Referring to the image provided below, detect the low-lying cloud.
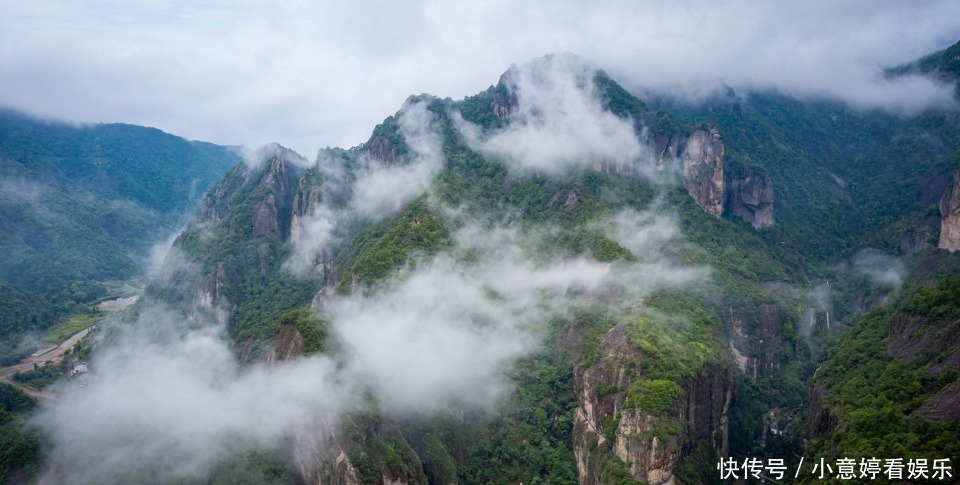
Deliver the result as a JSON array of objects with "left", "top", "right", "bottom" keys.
[
  {"left": 38, "top": 211, "right": 704, "bottom": 483},
  {"left": 849, "top": 248, "right": 906, "bottom": 290},
  {"left": 39, "top": 312, "right": 348, "bottom": 483},
  {"left": 352, "top": 100, "right": 444, "bottom": 219},
  {"left": 288, "top": 100, "right": 444, "bottom": 272},
  {"left": 0, "top": 176, "right": 46, "bottom": 204},
  {"left": 456, "top": 54, "right": 652, "bottom": 176},
  {"left": 603, "top": 208, "right": 682, "bottom": 261},
  {"left": 242, "top": 142, "right": 311, "bottom": 170}
]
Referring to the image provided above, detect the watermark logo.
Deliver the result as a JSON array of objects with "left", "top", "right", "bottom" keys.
[{"left": 717, "top": 457, "right": 952, "bottom": 482}]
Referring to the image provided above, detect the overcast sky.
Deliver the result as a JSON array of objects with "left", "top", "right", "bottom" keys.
[{"left": 1, "top": 0, "right": 959, "bottom": 158}]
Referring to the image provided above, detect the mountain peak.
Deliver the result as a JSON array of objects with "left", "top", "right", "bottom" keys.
[{"left": 243, "top": 142, "right": 308, "bottom": 170}]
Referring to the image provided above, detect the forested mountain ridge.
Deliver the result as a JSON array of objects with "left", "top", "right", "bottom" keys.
[
  {"left": 146, "top": 49, "right": 960, "bottom": 483},
  {"left": 143, "top": 56, "right": 815, "bottom": 484},
  {"left": 0, "top": 108, "right": 241, "bottom": 363}
]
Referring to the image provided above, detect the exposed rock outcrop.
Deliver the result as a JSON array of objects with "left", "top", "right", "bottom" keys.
[
  {"left": 677, "top": 128, "right": 777, "bottom": 229},
  {"left": 726, "top": 163, "right": 775, "bottom": 229},
  {"left": 682, "top": 127, "right": 726, "bottom": 216},
  {"left": 901, "top": 226, "right": 935, "bottom": 252},
  {"left": 591, "top": 157, "right": 634, "bottom": 176},
  {"left": 939, "top": 166, "right": 960, "bottom": 251},
  {"left": 251, "top": 153, "right": 300, "bottom": 240},
  {"left": 805, "top": 381, "right": 837, "bottom": 439},
  {"left": 268, "top": 322, "right": 306, "bottom": 363},
  {"left": 573, "top": 323, "right": 733, "bottom": 485},
  {"left": 197, "top": 164, "right": 250, "bottom": 224},
  {"left": 171, "top": 144, "right": 306, "bottom": 321},
  {"left": 293, "top": 427, "right": 364, "bottom": 485},
  {"left": 290, "top": 180, "right": 325, "bottom": 246},
  {"left": 726, "top": 304, "right": 787, "bottom": 379},
  {"left": 548, "top": 188, "right": 582, "bottom": 211},
  {"left": 253, "top": 193, "right": 281, "bottom": 240},
  {"left": 915, "top": 380, "right": 960, "bottom": 421},
  {"left": 262, "top": 150, "right": 298, "bottom": 201},
  {"left": 651, "top": 133, "right": 681, "bottom": 168},
  {"left": 365, "top": 135, "right": 399, "bottom": 166},
  {"left": 491, "top": 89, "right": 518, "bottom": 119},
  {"left": 807, "top": 276, "right": 960, "bottom": 448}
]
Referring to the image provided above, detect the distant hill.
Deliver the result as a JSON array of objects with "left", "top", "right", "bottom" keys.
[{"left": 0, "top": 109, "right": 240, "bottom": 362}]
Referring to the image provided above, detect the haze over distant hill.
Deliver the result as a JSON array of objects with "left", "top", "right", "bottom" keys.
[{"left": 0, "top": 109, "right": 240, "bottom": 362}]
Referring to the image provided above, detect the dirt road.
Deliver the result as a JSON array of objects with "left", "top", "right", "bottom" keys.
[{"left": 0, "top": 326, "right": 93, "bottom": 400}]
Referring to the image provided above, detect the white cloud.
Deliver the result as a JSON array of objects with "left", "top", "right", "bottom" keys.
[
  {"left": 603, "top": 208, "right": 682, "bottom": 261},
  {"left": 850, "top": 248, "right": 906, "bottom": 290},
  {"left": 0, "top": 1, "right": 957, "bottom": 156},
  {"left": 352, "top": 100, "right": 444, "bottom": 218},
  {"left": 39, "top": 215, "right": 706, "bottom": 482},
  {"left": 456, "top": 54, "right": 650, "bottom": 175},
  {"left": 39, "top": 305, "right": 350, "bottom": 484},
  {"left": 241, "top": 142, "right": 310, "bottom": 170},
  {"left": 288, "top": 99, "right": 443, "bottom": 271}
]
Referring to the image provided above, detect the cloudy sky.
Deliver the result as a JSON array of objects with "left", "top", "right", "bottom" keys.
[{"left": 1, "top": 0, "right": 959, "bottom": 158}]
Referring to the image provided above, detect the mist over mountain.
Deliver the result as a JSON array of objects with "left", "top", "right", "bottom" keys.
[{"left": 2, "top": 39, "right": 960, "bottom": 485}]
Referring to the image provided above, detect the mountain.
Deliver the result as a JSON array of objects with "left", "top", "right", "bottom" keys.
[
  {"left": 660, "top": 91, "right": 959, "bottom": 265},
  {"left": 0, "top": 109, "right": 241, "bottom": 363},
  {"left": 889, "top": 38, "right": 960, "bottom": 90},
  {"left": 23, "top": 46, "right": 960, "bottom": 484},
  {"left": 136, "top": 56, "right": 811, "bottom": 484}
]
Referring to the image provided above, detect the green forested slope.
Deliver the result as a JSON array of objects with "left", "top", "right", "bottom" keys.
[{"left": 807, "top": 251, "right": 960, "bottom": 481}]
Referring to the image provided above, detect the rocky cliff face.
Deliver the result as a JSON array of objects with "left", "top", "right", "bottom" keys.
[
  {"left": 290, "top": 178, "right": 325, "bottom": 247},
  {"left": 169, "top": 145, "right": 307, "bottom": 321},
  {"left": 252, "top": 193, "right": 282, "bottom": 240},
  {"left": 591, "top": 157, "right": 635, "bottom": 176},
  {"left": 678, "top": 129, "right": 776, "bottom": 229},
  {"left": 195, "top": 145, "right": 302, "bottom": 239},
  {"left": 726, "top": 304, "right": 786, "bottom": 379},
  {"left": 573, "top": 323, "right": 733, "bottom": 485},
  {"left": 682, "top": 127, "right": 726, "bottom": 217},
  {"left": 252, "top": 150, "right": 301, "bottom": 240},
  {"left": 805, "top": 381, "right": 837, "bottom": 440},
  {"left": 491, "top": 89, "right": 518, "bottom": 119},
  {"left": 939, "top": 166, "right": 960, "bottom": 251},
  {"left": 805, "top": 264, "right": 960, "bottom": 462},
  {"left": 197, "top": 165, "right": 249, "bottom": 224},
  {"left": 292, "top": 424, "right": 365, "bottom": 485},
  {"left": 488, "top": 80, "right": 775, "bottom": 229},
  {"left": 651, "top": 133, "right": 681, "bottom": 168},
  {"left": 365, "top": 135, "right": 399, "bottom": 166},
  {"left": 726, "top": 163, "right": 775, "bottom": 229}
]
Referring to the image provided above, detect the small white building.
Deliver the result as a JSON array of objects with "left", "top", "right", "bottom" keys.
[{"left": 71, "top": 362, "right": 88, "bottom": 376}]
